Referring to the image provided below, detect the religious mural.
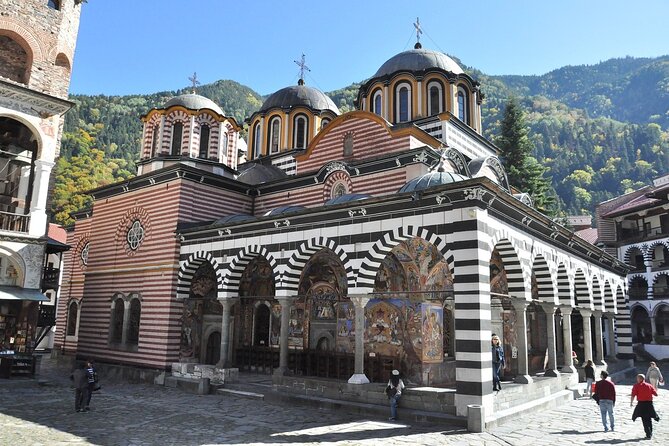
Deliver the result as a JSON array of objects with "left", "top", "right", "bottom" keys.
[
  {"left": 236, "top": 257, "right": 277, "bottom": 348},
  {"left": 369, "top": 237, "right": 453, "bottom": 379},
  {"left": 296, "top": 249, "right": 349, "bottom": 351},
  {"left": 180, "top": 262, "right": 220, "bottom": 361},
  {"left": 336, "top": 303, "right": 355, "bottom": 353}
]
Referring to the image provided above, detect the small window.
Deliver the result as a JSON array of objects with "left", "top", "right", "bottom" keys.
[
  {"left": 171, "top": 122, "right": 183, "bottom": 155},
  {"left": 373, "top": 90, "right": 383, "bottom": 116},
  {"left": 321, "top": 118, "right": 330, "bottom": 130},
  {"left": 293, "top": 115, "right": 308, "bottom": 149},
  {"left": 111, "top": 298, "right": 124, "bottom": 343},
  {"left": 66, "top": 302, "right": 78, "bottom": 336},
  {"left": 457, "top": 88, "right": 469, "bottom": 124},
  {"left": 151, "top": 124, "right": 160, "bottom": 156},
  {"left": 47, "top": 0, "right": 60, "bottom": 10},
  {"left": 127, "top": 299, "right": 141, "bottom": 345},
  {"left": 332, "top": 182, "right": 347, "bottom": 198},
  {"left": 269, "top": 117, "right": 281, "bottom": 153},
  {"left": 253, "top": 122, "right": 262, "bottom": 158},
  {"left": 395, "top": 84, "right": 411, "bottom": 122},
  {"left": 428, "top": 82, "right": 443, "bottom": 116},
  {"left": 199, "top": 124, "right": 210, "bottom": 158}
]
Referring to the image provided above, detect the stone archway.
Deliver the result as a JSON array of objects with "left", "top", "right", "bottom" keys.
[
  {"left": 631, "top": 306, "right": 651, "bottom": 344},
  {"left": 369, "top": 237, "right": 454, "bottom": 385}
]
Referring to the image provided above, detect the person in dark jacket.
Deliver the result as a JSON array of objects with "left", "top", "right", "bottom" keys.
[
  {"left": 491, "top": 335, "right": 504, "bottom": 391},
  {"left": 584, "top": 359, "right": 595, "bottom": 397},
  {"left": 593, "top": 370, "right": 616, "bottom": 432},
  {"left": 631, "top": 373, "right": 659, "bottom": 439},
  {"left": 386, "top": 369, "right": 405, "bottom": 421},
  {"left": 70, "top": 362, "right": 89, "bottom": 413}
]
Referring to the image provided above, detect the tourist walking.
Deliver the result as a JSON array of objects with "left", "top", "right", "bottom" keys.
[
  {"left": 386, "top": 369, "right": 405, "bottom": 421},
  {"left": 491, "top": 335, "right": 505, "bottom": 391},
  {"left": 631, "top": 373, "right": 660, "bottom": 439},
  {"left": 646, "top": 362, "right": 664, "bottom": 390},
  {"left": 584, "top": 359, "right": 595, "bottom": 397},
  {"left": 70, "top": 362, "right": 89, "bottom": 413},
  {"left": 593, "top": 370, "right": 616, "bottom": 432},
  {"left": 83, "top": 360, "right": 98, "bottom": 411}
]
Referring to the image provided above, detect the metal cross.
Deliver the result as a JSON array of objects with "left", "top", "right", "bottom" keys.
[
  {"left": 188, "top": 72, "right": 200, "bottom": 92},
  {"left": 293, "top": 54, "right": 311, "bottom": 83},
  {"left": 414, "top": 17, "right": 423, "bottom": 44}
]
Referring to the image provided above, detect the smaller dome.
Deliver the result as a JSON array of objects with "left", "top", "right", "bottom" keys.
[
  {"left": 236, "top": 162, "right": 287, "bottom": 185},
  {"left": 215, "top": 214, "right": 256, "bottom": 225},
  {"left": 399, "top": 171, "right": 469, "bottom": 194},
  {"left": 163, "top": 93, "right": 224, "bottom": 115},
  {"left": 260, "top": 84, "right": 339, "bottom": 114},
  {"left": 324, "top": 193, "right": 371, "bottom": 206},
  {"left": 264, "top": 205, "right": 307, "bottom": 216},
  {"left": 373, "top": 48, "right": 464, "bottom": 78}
]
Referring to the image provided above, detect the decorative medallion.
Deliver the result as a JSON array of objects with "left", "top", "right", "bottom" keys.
[{"left": 127, "top": 220, "right": 145, "bottom": 251}]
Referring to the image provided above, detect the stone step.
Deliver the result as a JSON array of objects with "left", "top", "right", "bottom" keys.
[
  {"left": 216, "top": 387, "right": 265, "bottom": 400},
  {"left": 487, "top": 389, "right": 574, "bottom": 429},
  {"left": 263, "top": 390, "right": 466, "bottom": 427}
]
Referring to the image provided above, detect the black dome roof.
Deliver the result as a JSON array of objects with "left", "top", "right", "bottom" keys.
[
  {"left": 324, "top": 193, "right": 371, "bottom": 206},
  {"left": 163, "top": 93, "right": 224, "bottom": 115},
  {"left": 374, "top": 48, "right": 464, "bottom": 78},
  {"left": 399, "top": 171, "right": 469, "bottom": 193},
  {"left": 215, "top": 214, "right": 256, "bottom": 225},
  {"left": 260, "top": 84, "right": 339, "bottom": 114},
  {"left": 264, "top": 205, "right": 307, "bottom": 216},
  {"left": 236, "top": 163, "right": 287, "bottom": 185}
]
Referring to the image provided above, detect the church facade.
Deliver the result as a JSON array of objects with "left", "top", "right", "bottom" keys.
[{"left": 55, "top": 41, "right": 630, "bottom": 420}]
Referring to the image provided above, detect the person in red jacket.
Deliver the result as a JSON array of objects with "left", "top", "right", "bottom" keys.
[
  {"left": 593, "top": 370, "right": 616, "bottom": 432},
  {"left": 631, "top": 373, "right": 659, "bottom": 439}
]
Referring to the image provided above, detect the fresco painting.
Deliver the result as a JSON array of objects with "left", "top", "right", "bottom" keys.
[
  {"left": 421, "top": 304, "right": 443, "bottom": 363},
  {"left": 336, "top": 302, "right": 355, "bottom": 353}
]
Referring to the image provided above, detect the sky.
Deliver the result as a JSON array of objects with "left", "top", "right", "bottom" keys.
[{"left": 69, "top": 0, "right": 669, "bottom": 96}]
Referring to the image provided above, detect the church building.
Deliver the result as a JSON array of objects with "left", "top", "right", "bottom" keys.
[{"left": 54, "top": 35, "right": 631, "bottom": 425}]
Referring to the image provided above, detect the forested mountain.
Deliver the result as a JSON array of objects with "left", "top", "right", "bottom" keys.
[{"left": 53, "top": 56, "right": 669, "bottom": 225}]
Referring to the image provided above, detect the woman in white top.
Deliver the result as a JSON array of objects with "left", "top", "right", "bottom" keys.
[
  {"left": 646, "top": 362, "right": 664, "bottom": 389},
  {"left": 386, "top": 369, "right": 405, "bottom": 421}
]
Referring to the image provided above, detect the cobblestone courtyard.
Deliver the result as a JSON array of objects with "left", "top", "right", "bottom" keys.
[{"left": 0, "top": 361, "right": 667, "bottom": 445}]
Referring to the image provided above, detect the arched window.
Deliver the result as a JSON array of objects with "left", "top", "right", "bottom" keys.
[
  {"left": 199, "top": 124, "right": 210, "bottom": 158},
  {"left": 66, "top": 301, "right": 78, "bottom": 336},
  {"left": 127, "top": 299, "right": 141, "bottom": 345},
  {"left": 321, "top": 118, "right": 331, "bottom": 130},
  {"left": 293, "top": 115, "right": 308, "bottom": 149},
  {"left": 457, "top": 87, "right": 469, "bottom": 124},
  {"left": 171, "top": 122, "right": 183, "bottom": 155},
  {"left": 268, "top": 117, "right": 281, "bottom": 154},
  {"left": 222, "top": 132, "right": 229, "bottom": 159},
  {"left": 151, "top": 124, "right": 160, "bottom": 156},
  {"left": 427, "top": 81, "right": 443, "bottom": 116},
  {"left": 395, "top": 83, "right": 411, "bottom": 122},
  {"left": 252, "top": 122, "right": 262, "bottom": 158},
  {"left": 47, "top": 0, "right": 60, "bottom": 10},
  {"left": 372, "top": 90, "right": 383, "bottom": 116},
  {"left": 110, "top": 298, "right": 125, "bottom": 343},
  {"left": 0, "top": 36, "right": 29, "bottom": 84}
]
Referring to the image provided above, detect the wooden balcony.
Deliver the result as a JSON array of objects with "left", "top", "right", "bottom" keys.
[{"left": 0, "top": 210, "right": 29, "bottom": 233}]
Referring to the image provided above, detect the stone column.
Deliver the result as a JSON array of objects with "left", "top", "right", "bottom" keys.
[
  {"left": 511, "top": 299, "right": 532, "bottom": 384},
  {"left": 606, "top": 316, "right": 616, "bottom": 358},
  {"left": 348, "top": 294, "right": 371, "bottom": 384},
  {"left": 593, "top": 311, "right": 606, "bottom": 367},
  {"left": 216, "top": 298, "right": 234, "bottom": 368},
  {"left": 649, "top": 316, "right": 657, "bottom": 344},
  {"left": 540, "top": 303, "right": 559, "bottom": 377},
  {"left": 273, "top": 295, "right": 293, "bottom": 376},
  {"left": 580, "top": 309, "right": 593, "bottom": 363},
  {"left": 560, "top": 306, "right": 576, "bottom": 373}
]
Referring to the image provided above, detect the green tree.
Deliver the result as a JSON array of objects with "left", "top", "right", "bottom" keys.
[{"left": 496, "top": 97, "right": 558, "bottom": 215}]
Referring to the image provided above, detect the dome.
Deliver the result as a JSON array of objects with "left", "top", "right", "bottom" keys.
[
  {"left": 163, "top": 93, "right": 224, "bottom": 115},
  {"left": 373, "top": 47, "right": 464, "bottom": 78},
  {"left": 324, "top": 193, "right": 371, "bottom": 206},
  {"left": 260, "top": 83, "right": 339, "bottom": 114},
  {"left": 236, "top": 162, "right": 287, "bottom": 185},
  {"left": 399, "top": 171, "right": 469, "bottom": 194},
  {"left": 264, "top": 205, "right": 307, "bottom": 216},
  {"left": 215, "top": 214, "right": 256, "bottom": 225}
]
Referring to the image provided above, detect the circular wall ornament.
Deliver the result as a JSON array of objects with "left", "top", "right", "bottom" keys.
[
  {"left": 127, "top": 220, "right": 145, "bottom": 251},
  {"left": 80, "top": 242, "right": 90, "bottom": 265}
]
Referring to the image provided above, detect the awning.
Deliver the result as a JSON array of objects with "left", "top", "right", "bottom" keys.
[{"left": 0, "top": 286, "right": 48, "bottom": 301}]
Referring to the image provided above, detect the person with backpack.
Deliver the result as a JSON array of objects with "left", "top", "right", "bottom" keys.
[{"left": 386, "top": 369, "right": 405, "bottom": 421}]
